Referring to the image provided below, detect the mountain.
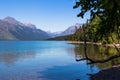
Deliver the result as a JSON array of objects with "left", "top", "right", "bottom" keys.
[
  {"left": 49, "top": 23, "right": 82, "bottom": 38},
  {"left": 60, "top": 23, "right": 81, "bottom": 36},
  {"left": 48, "top": 23, "right": 82, "bottom": 41},
  {"left": 47, "top": 31, "right": 62, "bottom": 38},
  {"left": 0, "top": 17, "right": 50, "bottom": 40}
]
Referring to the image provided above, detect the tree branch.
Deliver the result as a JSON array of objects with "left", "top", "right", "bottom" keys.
[{"left": 76, "top": 54, "right": 120, "bottom": 64}]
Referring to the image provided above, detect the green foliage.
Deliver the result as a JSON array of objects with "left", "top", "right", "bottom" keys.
[
  {"left": 73, "top": 0, "right": 120, "bottom": 43},
  {"left": 74, "top": 44, "right": 120, "bottom": 69},
  {"left": 73, "top": 27, "right": 84, "bottom": 41},
  {"left": 50, "top": 15, "right": 119, "bottom": 43},
  {"left": 68, "top": 15, "right": 119, "bottom": 43}
]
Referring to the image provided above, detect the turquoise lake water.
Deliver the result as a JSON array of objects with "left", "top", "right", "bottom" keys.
[{"left": 0, "top": 41, "right": 104, "bottom": 80}]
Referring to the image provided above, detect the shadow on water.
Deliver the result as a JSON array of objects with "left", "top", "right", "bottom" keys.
[{"left": 37, "top": 63, "right": 93, "bottom": 80}]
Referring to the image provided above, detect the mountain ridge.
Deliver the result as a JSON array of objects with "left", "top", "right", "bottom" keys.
[
  {"left": 0, "top": 17, "right": 50, "bottom": 40},
  {"left": 48, "top": 23, "right": 82, "bottom": 38},
  {"left": 0, "top": 16, "right": 82, "bottom": 40}
]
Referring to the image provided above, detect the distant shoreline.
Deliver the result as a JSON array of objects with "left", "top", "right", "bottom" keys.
[{"left": 68, "top": 41, "right": 120, "bottom": 48}]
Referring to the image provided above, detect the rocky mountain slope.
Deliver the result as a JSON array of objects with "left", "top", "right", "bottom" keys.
[
  {"left": 49, "top": 23, "right": 82, "bottom": 38},
  {"left": 0, "top": 17, "right": 50, "bottom": 40}
]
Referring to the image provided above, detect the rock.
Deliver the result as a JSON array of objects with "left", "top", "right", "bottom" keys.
[{"left": 90, "top": 65, "right": 120, "bottom": 80}]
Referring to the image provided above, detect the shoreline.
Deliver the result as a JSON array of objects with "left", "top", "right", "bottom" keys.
[
  {"left": 90, "top": 64, "right": 120, "bottom": 80},
  {"left": 68, "top": 41, "right": 120, "bottom": 80},
  {"left": 68, "top": 41, "right": 120, "bottom": 48}
]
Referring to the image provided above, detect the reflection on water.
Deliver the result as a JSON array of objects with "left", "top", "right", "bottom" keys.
[
  {"left": 0, "top": 41, "right": 119, "bottom": 80},
  {"left": 0, "top": 51, "right": 36, "bottom": 66},
  {"left": 74, "top": 44, "right": 120, "bottom": 69}
]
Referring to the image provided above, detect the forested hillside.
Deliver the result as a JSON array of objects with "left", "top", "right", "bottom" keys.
[
  {"left": 50, "top": 15, "right": 119, "bottom": 44},
  {"left": 71, "top": 16, "right": 119, "bottom": 44}
]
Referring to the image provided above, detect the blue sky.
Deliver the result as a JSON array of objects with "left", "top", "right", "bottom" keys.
[{"left": 0, "top": 0, "right": 90, "bottom": 32}]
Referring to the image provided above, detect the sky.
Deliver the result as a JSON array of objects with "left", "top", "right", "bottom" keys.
[{"left": 0, "top": 0, "right": 90, "bottom": 32}]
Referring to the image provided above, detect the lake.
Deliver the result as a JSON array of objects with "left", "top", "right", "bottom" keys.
[{"left": 0, "top": 41, "right": 119, "bottom": 80}]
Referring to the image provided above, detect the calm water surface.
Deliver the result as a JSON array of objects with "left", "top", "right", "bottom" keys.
[{"left": 0, "top": 41, "right": 119, "bottom": 80}]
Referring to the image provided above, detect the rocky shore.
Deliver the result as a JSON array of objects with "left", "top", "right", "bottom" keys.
[
  {"left": 68, "top": 41, "right": 120, "bottom": 80},
  {"left": 90, "top": 64, "right": 120, "bottom": 80}
]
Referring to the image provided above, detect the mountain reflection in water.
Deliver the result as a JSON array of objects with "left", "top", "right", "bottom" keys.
[{"left": 0, "top": 51, "right": 36, "bottom": 66}]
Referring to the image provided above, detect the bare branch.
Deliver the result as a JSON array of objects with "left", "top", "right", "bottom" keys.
[{"left": 76, "top": 54, "right": 120, "bottom": 64}]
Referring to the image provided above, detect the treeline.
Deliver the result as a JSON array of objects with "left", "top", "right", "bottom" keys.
[
  {"left": 72, "top": 0, "right": 120, "bottom": 44},
  {"left": 48, "top": 35, "right": 73, "bottom": 41},
  {"left": 71, "top": 16, "right": 119, "bottom": 44},
  {"left": 50, "top": 15, "right": 119, "bottom": 44}
]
